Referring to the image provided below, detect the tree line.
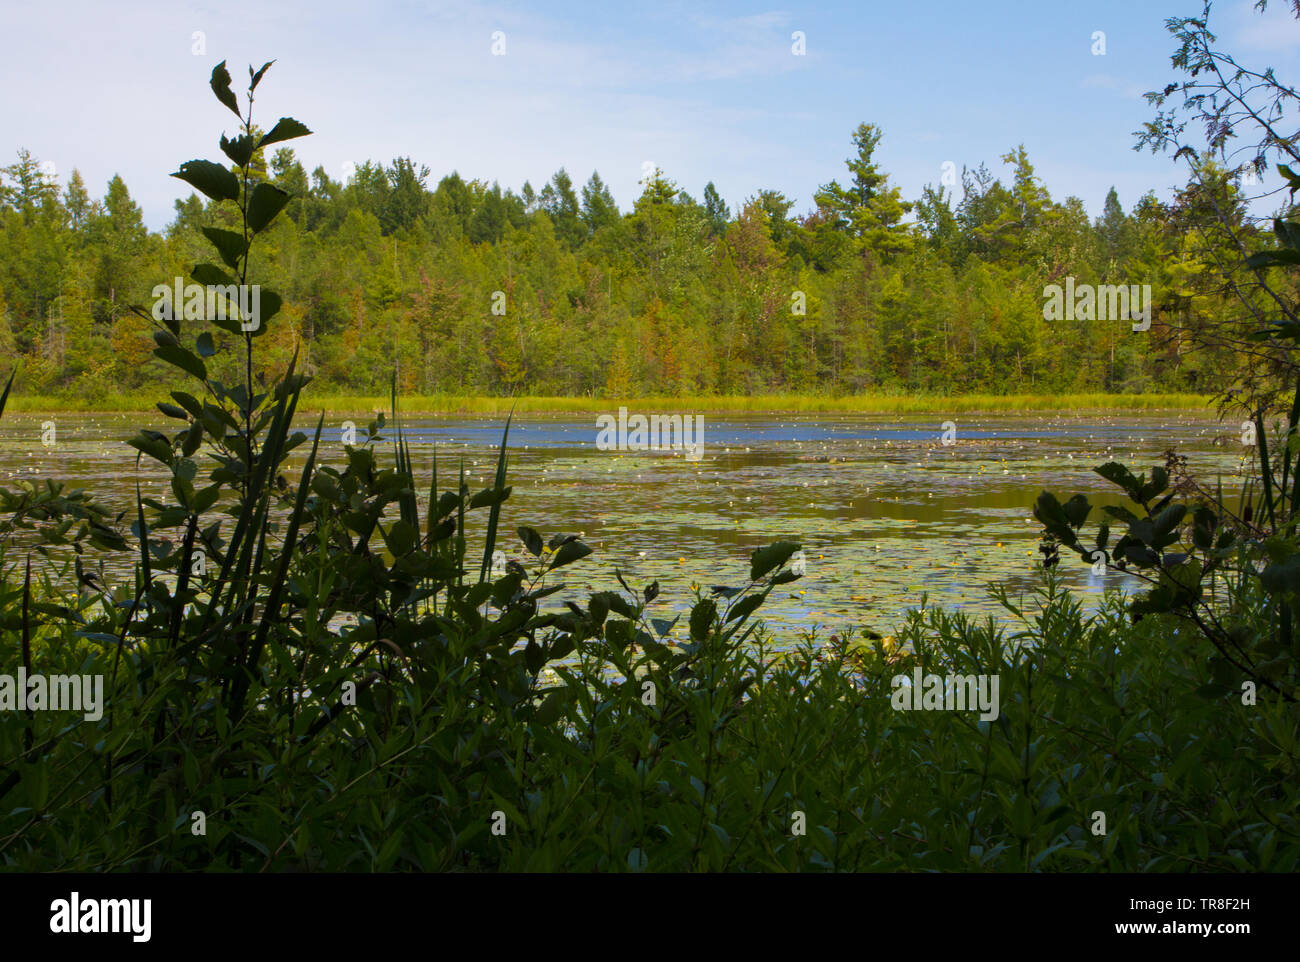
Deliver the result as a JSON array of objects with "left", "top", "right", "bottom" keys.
[{"left": 0, "top": 123, "right": 1279, "bottom": 401}]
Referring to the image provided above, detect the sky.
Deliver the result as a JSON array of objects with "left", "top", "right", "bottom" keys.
[{"left": 4, "top": 0, "right": 1300, "bottom": 231}]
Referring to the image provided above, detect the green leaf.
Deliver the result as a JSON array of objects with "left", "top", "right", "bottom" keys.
[
  {"left": 1101, "top": 504, "right": 1141, "bottom": 525},
  {"left": 210, "top": 61, "right": 241, "bottom": 117},
  {"left": 172, "top": 160, "right": 239, "bottom": 202},
  {"left": 534, "top": 689, "right": 568, "bottom": 726},
  {"left": 193, "top": 484, "right": 221, "bottom": 513},
  {"left": 650, "top": 615, "right": 679, "bottom": 638},
  {"left": 726, "top": 592, "right": 767, "bottom": 624},
  {"left": 384, "top": 520, "right": 418, "bottom": 557},
  {"left": 591, "top": 591, "right": 636, "bottom": 618},
  {"left": 259, "top": 117, "right": 312, "bottom": 149},
  {"left": 469, "top": 485, "right": 512, "bottom": 508},
  {"left": 211, "top": 290, "right": 281, "bottom": 336},
  {"left": 0, "top": 368, "right": 13, "bottom": 420},
  {"left": 689, "top": 598, "right": 717, "bottom": 640},
  {"left": 250, "top": 60, "right": 275, "bottom": 91},
  {"left": 259, "top": 290, "right": 283, "bottom": 324},
  {"left": 1033, "top": 491, "right": 1078, "bottom": 546},
  {"left": 1274, "top": 218, "right": 1300, "bottom": 251},
  {"left": 1062, "top": 494, "right": 1091, "bottom": 527},
  {"left": 157, "top": 402, "right": 189, "bottom": 420},
  {"left": 749, "top": 541, "right": 801, "bottom": 581},
  {"left": 220, "top": 133, "right": 256, "bottom": 168},
  {"left": 1122, "top": 542, "right": 1160, "bottom": 568},
  {"left": 1138, "top": 466, "right": 1169, "bottom": 503},
  {"left": 1152, "top": 503, "right": 1187, "bottom": 538},
  {"left": 195, "top": 332, "right": 217, "bottom": 357},
  {"left": 518, "top": 525, "right": 543, "bottom": 556},
  {"left": 181, "top": 420, "right": 203, "bottom": 457},
  {"left": 1095, "top": 461, "right": 1142, "bottom": 499},
  {"left": 153, "top": 345, "right": 208, "bottom": 381},
  {"left": 201, "top": 227, "right": 248, "bottom": 270},
  {"left": 191, "top": 263, "right": 234, "bottom": 287},
  {"left": 548, "top": 540, "right": 591, "bottom": 571},
  {"left": 127, "top": 432, "right": 173, "bottom": 466},
  {"left": 247, "top": 182, "right": 291, "bottom": 233},
  {"left": 1246, "top": 249, "right": 1300, "bottom": 270}
]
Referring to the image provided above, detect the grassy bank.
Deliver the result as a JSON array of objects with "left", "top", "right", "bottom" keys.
[{"left": 4, "top": 390, "right": 1216, "bottom": 415}]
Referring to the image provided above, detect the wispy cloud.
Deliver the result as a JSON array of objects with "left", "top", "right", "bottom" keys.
[
  {"left": 1081, "top": 73, "right": 1146, "bottom": 99},
  {"left": 666, "top": 9, "right": 810, "bottom": 82}
]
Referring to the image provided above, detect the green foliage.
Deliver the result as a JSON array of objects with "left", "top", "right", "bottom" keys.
[
  {"left": 4, "top": 539, "right": 1297, "bottom": 870},
  {"left": 0, "top": 109, "right": 1252, "bottom": 399}
]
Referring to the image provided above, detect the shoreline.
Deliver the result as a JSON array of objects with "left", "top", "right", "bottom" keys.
[{"left": 3, "top": 391, "right": 1217, "bottom": 416}]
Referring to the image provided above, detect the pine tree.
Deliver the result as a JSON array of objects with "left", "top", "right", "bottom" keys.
[
  {"left": 814, "top": 123, "right": 915, "bottom": 258},
  {"left": 703, "top": 182, "right": 729, "bottom": 236},
  {"left": 541, "top": 168, "right": 583, "bottom": 248},
  {"left": 580, "top": 171, "right": 619, "bottom": 235},
  {"left": 63, "top": 170, "right": 94, "bottom": 232}
]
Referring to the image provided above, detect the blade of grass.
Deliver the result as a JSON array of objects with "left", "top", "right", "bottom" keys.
[
  {"left": 135, "top": 476, "right": 152, "bottom": 593},
  {"left": 21, "top": 555, "right": 33, "bottom": 759},
  {"left": 457, "top": 459, "right": 466, "bottom": 589},
  {"left": 0, "top": 368, "right": 14, "bottom": 420},
  {"left": 478, "top": 410, "right": 513, "bottom": 584}
]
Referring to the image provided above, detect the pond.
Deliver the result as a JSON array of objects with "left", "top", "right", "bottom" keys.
[{"left": 0, "top": 408, "right": 1250, "bottom": 644}]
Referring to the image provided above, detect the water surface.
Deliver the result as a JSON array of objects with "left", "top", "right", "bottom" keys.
[{"left": 0, "top": 410, "right": 1249, "bottom": 645}]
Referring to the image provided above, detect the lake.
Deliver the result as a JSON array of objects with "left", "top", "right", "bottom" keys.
[{"left": 0, "top": 408, "right": 1249, "bottom": 645}]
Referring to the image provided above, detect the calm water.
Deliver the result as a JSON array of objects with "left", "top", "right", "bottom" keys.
[{"left": 0, "top": 410, "right": 1250, "bottom": 643}]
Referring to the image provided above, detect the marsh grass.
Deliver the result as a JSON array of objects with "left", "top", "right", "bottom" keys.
[{"left": 4, "top": 391, "right": 1215, "bottom": 416}]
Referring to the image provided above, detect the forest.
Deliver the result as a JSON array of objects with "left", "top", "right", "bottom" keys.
[{"left": 0, "top": 121, "right": 1271, "bottom": 403}]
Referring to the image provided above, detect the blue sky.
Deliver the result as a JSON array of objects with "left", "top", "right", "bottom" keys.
[{"left": 5, "top": 0, "right": 1300, "bottom": 231}]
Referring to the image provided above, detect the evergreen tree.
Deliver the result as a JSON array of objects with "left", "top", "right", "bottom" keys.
[
  {"left": 703, "top": 181, "right": 729, "bottom": 236},
  {"left": 580, "top": 171, "right": 619, "bottom": 234},
  {"left": 468, "top": 182, "right": 508, "bottom": 244},
  {"left": 63, "top": 170, "right": 94, "bottom": 232},
  {"left": 381, "top": 157, "right": 430, "bottom": 234},
  {"left": 814, "top": 124, "right": 915, "bottom": 258},
  {"left": 541, "top": 168, "right": 583, "bottom": 248},
  {"left": 1097, "top": 186, "right": 1134, "bottom": 265}
]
